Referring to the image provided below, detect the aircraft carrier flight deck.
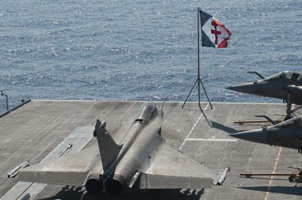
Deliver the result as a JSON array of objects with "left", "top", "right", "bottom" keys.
[{"left": 0, "top": 100, "right": 301, "bottom": 200}]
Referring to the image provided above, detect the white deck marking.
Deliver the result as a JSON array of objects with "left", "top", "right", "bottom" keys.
[
  {"left": 1, "top": 126, "right": 94, "bottom": 200},
  {"left": 178, "top": 104, "right": 212, "bottom": 150},
  {"left": 186, "top": 138, "right": 237, "bottom": 142},
  {"left": 264, "top": 147, "right": 282, "bottom": 200},
  {"left": 178, "top": 113, "right": 203, "bottom": 150}
]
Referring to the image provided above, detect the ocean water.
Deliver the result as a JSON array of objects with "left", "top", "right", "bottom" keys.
[{"left": 1, "top": 0, "right": 302, "bottom": 114}]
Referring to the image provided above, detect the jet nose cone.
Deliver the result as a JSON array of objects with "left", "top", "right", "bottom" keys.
[
  {"left": 226, "top": 82, "right": 257, "bottom": 94},
  {"left": 231, "top": 129, "right": 268, "bottom": 145}
]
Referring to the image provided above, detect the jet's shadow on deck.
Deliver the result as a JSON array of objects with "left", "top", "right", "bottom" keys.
[
  {"left": 117, "top": 189, "right": 204, "bottom": 200},
  {"left": 211, "top": 121, "right": 245, "bottom": 134},
  {"left": 238, "top": 186, "right": 302, "bottom": 196},
  {"left": 40, "top": 186, "right": 204, "bottom": 200},
  {"left": 39, "top": 186, "right": 85, "bottom": 200}
]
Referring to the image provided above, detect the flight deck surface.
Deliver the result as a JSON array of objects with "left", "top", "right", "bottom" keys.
[{"left": 0, "top": 100, "right": 301, "bottom": 200}]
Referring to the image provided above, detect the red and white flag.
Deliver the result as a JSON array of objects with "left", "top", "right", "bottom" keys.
[{"left": 200, "top": 10, "right": 232, "bottom": 48}]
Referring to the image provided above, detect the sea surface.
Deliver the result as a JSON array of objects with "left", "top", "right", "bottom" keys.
[{"left": 0, "top": 0, "right": 302, "bottom": 114}]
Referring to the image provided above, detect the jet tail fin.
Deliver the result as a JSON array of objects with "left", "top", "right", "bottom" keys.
[{"left": 94, "top": 120, "right": 122, "bottom": 171}]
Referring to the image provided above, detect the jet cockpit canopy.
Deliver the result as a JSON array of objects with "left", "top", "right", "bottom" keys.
[{"left": 264, "top": 71, "right": 302, "bottom": 82}]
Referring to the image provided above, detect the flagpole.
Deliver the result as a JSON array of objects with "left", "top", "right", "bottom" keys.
[
  {"left": 197, "top": 7, "right": 201, "bottom": 106},
  {"left": 182, "top": 7, "right": 212, "bottom": 127},
  {"left": 198, "top": 8, "right": 213, "bottom": 110},
  {"left": 197, "top": 8, "right": 212, "bottom": 126}
]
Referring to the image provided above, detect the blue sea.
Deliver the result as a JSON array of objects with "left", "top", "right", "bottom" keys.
[{"left": 1, "top": 0, "right": 302, "bottom": 114}]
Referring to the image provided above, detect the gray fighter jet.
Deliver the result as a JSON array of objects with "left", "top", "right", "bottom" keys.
[
  {"left": 231, "top": 116, "right": 302, "bottom": 153},
  {"left": 227, "top": 71, "right": 302, "bottom": 118},
  {"left": 18, "top": 103, "right": 227, "bottom": 196}
]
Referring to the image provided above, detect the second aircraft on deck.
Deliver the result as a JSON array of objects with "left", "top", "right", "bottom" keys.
[{"left": 227, "top": 71, "right": 302, "bottom": 119}]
